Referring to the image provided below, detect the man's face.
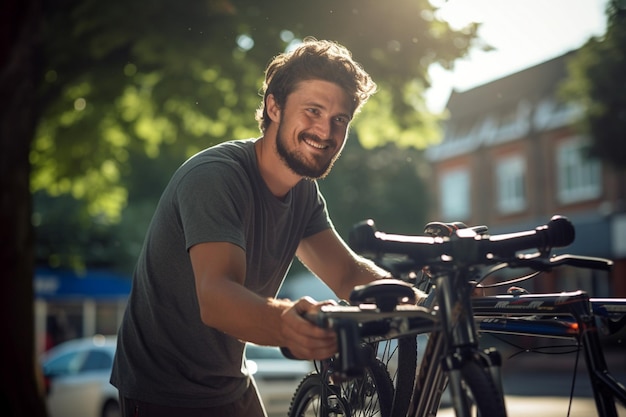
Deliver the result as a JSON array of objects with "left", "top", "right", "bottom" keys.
[{"left": 274, "top": 79, "right": 352, "bottom": 179}]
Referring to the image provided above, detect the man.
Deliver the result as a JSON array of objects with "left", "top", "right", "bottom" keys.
[{"left": 111, "top": 37, "right": 403, "bottom": 417}]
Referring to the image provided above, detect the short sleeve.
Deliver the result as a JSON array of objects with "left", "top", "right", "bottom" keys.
[
  {"left": 175, "top": 161, "right": 250, "bottom": 251},
  {"left": 302, "top": 182, "right": 332, "bottom": 238}
]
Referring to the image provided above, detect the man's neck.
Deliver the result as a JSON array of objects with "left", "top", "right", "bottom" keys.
[{"left": 254, "top": 136, "right": 301, "bottom": 199}]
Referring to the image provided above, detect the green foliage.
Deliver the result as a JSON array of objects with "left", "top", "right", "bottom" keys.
[
  {"left": 560, "top": 0, "right": 626, "bottom": 169},
  {"left": 319, "top": 135, "right": 432, "bottom": 240},
  {"left": 32, "top": 0, "right": 477, "bottom": 269},
  {"left": 33, "top": 192, "right": 127, "bottom": 271},
  {"left": 34, "top": 0, "right": 262, "bottom": 221}
]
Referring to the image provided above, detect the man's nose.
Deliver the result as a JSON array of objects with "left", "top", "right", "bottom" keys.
[{"left": 312, "top": 118, "right": 332, "bottom": 140}]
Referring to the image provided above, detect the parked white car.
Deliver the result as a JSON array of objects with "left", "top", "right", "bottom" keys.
[
  {"left": 41, "top": 336, "right": 311, "bottom": 417},
  {"left": 246, "top": 343, "right": 314, "bottom": 415},
  {"left": 41, "top": 335, "right": 120, "bottom": 417}
]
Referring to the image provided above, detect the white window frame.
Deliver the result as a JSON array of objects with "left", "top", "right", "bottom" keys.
[
  {"left": 439, "top": 168, "right": 470, "bottom": 221},
  {"left": 556, "top": 137, "right": 601, "bottom": 204},
  {"left": 496, "top": 155, "right": 526, "bottom": 214}
]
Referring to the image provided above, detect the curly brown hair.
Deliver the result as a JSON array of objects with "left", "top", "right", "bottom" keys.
[{"left": 255, "top": 37, "right": 377, "bottom": 133}]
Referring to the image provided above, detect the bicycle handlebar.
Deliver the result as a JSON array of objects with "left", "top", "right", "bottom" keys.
[{"left": 349, "top": 215, "right": 576, "bottom": 266}]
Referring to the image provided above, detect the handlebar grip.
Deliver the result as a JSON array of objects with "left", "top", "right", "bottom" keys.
[
  {"left": 283, "top": 316, "right": 370, "bottom": 376},
  {"left": 349, "top": 215, "right": 576, "bottom": 264},
  {"left": 487, "top": 215, "right": 575, "bottom": 256},
  {"left": 349, "top": 219, "right": 443, "bottom": 260},
  {"left": 280, "top": 346, "right": 300, "bottom": 360}
]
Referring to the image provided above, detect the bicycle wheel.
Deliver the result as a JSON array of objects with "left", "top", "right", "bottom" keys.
[
  {"left": 451, "top": 359, "right": 507, "bottom": 417},
  {"left": 411, "top": 332, "right": 506, "bottom": 417},
  {"left": 288, "top": 358, "right": 394, "bottom": 417},
  {"left": 375, "top": 336, "right": 417, "bottom": 417}
]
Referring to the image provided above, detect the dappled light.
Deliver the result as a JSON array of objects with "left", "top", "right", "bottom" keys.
[
  {"left": 29, "top": 0, "right": 477, "bottom": 229},
  {"left": 3, "top": 0, "right": 622, "bottom": 414}
]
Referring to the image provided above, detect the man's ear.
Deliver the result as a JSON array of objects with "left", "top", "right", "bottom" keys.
[{"left": 266, "top": 94, "right": 281, "bottom": 123}]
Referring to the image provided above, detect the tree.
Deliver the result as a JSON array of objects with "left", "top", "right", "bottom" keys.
[
  {"left": 2, "top": 0, "right": 478, "bottom": 414},
  {"left": 560, "top": 0, "right": 626, "bottom": 169},
  {"left": 0, "top": 0, "right": 48, "bottom": 415},
  {"left": 319, "top": 137, "right": 432, "bottom": 239},
  {"left": 32, "top": 0, "right": 478, "bottom": 222}
]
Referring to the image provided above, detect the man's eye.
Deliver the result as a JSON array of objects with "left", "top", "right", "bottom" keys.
[{"left": 335, "top": 116, "right": 349, "bottom": 125}]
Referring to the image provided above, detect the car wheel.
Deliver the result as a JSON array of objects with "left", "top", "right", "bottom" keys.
[{"left": 102, "top": 400, "right": 121, "bottom": 417}]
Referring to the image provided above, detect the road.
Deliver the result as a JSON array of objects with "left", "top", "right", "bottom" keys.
[
  {"left": 268, "top": 371, "right": 626, "bottom": 417},
  {"left": 439, "top": 396, "right": 625, "bottom": 417},
  {"left": 438, "top": 364, "right": 626, "bottom": 417},
  {"left": 267, "top": 351, "right": 626, "bottom": 417}
]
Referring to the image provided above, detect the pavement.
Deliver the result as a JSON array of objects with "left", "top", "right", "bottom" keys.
[
  {"left": 438, "top": 396, "right": 626, "bottom": 417},
  {"left": 499, "top": 343, "right": 626, "bottom": 374},
  {"left": 483, "top": 343, "right": 625, "bottom": 416},
  {"left": 266, "top": 345, "right": 626, "bottom": 417}
]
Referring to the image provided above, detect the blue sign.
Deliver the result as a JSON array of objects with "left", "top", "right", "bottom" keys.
[{"left": 34, "top": 267, "right": 131, "bottom": 300}]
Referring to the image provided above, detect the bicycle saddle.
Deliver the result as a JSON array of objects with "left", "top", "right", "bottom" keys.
[{"left": 349, "top": 279, "right": 416, "bottom": 312}]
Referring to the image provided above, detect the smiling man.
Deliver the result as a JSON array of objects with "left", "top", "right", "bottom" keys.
[{"left": 110, "top": 37, "right": 396, "bottom": 417}]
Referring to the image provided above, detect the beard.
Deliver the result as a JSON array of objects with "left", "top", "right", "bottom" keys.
[{"left": 275, "top": 124, "right": 341, "bottom": 180}]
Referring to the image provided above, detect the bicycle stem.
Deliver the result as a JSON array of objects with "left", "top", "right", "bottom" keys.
[{"left": 435, "top": 269, "right": 479, "bottom": 350}]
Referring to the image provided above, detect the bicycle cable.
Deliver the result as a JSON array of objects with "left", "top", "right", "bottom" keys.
[
  {"left": 474, "top": 262, "right": 543, "bottom": 289},
  {"left": 489, "top": 333, "right": 583, "bottom": 417}
]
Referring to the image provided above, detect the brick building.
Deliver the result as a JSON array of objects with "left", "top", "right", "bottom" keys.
[{"left": 426, "top": 51, "right": 626, "bottom": 297}]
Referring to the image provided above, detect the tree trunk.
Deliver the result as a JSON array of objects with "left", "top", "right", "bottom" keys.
[{"left": 0, "top": 0, "right": 47, "bottom": 415}]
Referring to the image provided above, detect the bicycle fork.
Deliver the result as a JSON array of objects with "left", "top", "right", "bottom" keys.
[
  {"left": 570, "top": 293, "right": 626, "bottom": 417},
  {"left": 436, "top": 272, "right": 507, "bottom": 417}
]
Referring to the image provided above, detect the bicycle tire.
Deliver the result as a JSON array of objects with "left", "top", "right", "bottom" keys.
[
  {"left": 288, "top": 358, "right": 394, "bottom": 417},
  {"left": 452, "top": 359, "right": 507, "bottom": 417},
  {"left": 380, "top": 336, "right": 417, "bottom": 417},
  {"left": 411, "top": 331, "right": 507, "bottom": 417}
]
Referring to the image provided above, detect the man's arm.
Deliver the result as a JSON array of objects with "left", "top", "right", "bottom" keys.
[
  {"left": 189, "top": 241, "right": 337, "bottom": 360},
  {"left": 296, "top": 228, "right": 392, "bottom": 300}
]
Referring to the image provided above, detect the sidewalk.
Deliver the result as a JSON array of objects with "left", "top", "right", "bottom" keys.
[
  {"left": 500, "top": 346, "right": 626, "bottom": 374},
  {"left": 439, "top": 396, "right": 626, "bottom": 417}
]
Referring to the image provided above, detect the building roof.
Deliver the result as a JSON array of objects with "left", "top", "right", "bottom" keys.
[
  {"left": 446, "top": 50, "right": 575, "bottom": 120},
  {"left": 426, "top": 50, "right": 582, "bottom": 162}
]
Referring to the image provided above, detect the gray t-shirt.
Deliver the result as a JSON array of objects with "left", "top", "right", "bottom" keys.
[{"left": 110, "top": 139, "right": 332, "bottom": 407}]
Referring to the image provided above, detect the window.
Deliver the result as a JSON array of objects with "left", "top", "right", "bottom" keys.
[
  {"left": 557, "top": 138, "right": 601, "bottom": 203},
  {"left": 82, "top": 350, "right": 113, "bottom": 372},
  {"left": 496, "top": 155, "right": 526, "bottom": 214},
  {"left": 440, "top": 168, "right": 470, "bottom": 221},
  {"left": 43, "top": 351, "right": 84, "bottom": 377}
]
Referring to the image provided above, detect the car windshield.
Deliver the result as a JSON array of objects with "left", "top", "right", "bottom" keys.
[
  {"left": 44, "top": 351, "right": 84, "bottom": 376},
  {"left": 82, "top": 350, "right": 113, "bottom": 371},
  {"left": 245, "top": 345, "right": 285, "bottom": 360}
]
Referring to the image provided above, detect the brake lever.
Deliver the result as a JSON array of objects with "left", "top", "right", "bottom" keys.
[
  {"left": 549, "top": 254, "right": 613, "bottom": 271},
  {"left": 507, "top": 253, "right": 613, "bottom": 271}
]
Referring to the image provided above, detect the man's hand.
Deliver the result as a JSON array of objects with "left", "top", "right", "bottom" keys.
[{"left": 280, "top": 297, "right": 338, "bottom": 360}]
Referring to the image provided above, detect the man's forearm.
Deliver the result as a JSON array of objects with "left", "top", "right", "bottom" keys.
[
  {"left": 333, "top": 256, "right": 392, "bottom": 300},
  {"left": 196, "top": 277, "right": 291, "bottom": 345}
]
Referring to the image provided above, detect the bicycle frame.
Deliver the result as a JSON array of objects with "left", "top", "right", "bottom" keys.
[
  {"left": 472, "top": 292, "right": 626, "bottom": 417},
  {"left": 292, "top": 216, "right": 626, "bottom": 417},
  {"left": 312, "top": 290, "right": 626, "bottom": 417},
  {"left": 320, "top": 264, "right": 511, "bottom": 417},
  {"left": 405, "top": 265, "right": 508, "bottom": 417}
]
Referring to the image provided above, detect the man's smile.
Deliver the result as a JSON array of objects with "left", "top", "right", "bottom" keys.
[{"left": 301, "top": 133, "right": 332, "bottom": 151}]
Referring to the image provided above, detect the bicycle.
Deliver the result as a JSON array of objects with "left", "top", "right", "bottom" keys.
[{"left": 286, "top": 215, "right": 626, "bottom": 417}]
